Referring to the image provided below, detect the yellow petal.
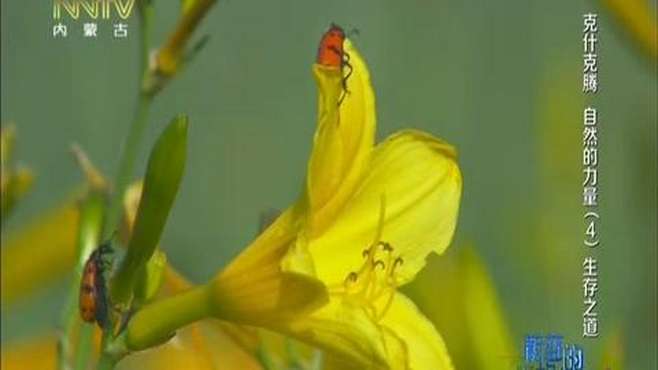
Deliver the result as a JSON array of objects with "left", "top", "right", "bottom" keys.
[
  {"left": 284, "top": 292, "right": 453, "bottom": 370},
  {"left": 205, "top": 206, "right": 328, "bottom": 325},
  {"left": 127, "top": 249, "right": 329, "bottom": 350},
  {"left": 304, "top": 130, "right": 462, "bottom": 287},
  {"left": 220, "top": 205, "right": 300, "bottom": 279},
  {"left": 210, "top": 268, "right": 328, "bottom": 327},
  {"left": 380, "top": 293, "right": 454, "bottom": 370},
  {"left": 306, "top": 39, "right": 376, "bottom": 236},
  {"left": 285, "top": 295, "right": 392, "bottom": 369}
]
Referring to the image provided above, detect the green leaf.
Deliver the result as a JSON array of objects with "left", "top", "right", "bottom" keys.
[{"left": 111, "top": 115, "right": 188, "bottom": 306}]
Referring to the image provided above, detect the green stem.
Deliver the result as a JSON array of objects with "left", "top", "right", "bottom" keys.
[
  {"left": 102, "top": 95, "right": 151, "bottom": 239},
  {"left": 57, "top": 192, "right": 105, "bottom": 370},
  {"left": 96, "top": 3, "right": 156, "bottom": 370},
  {"left": 97, "top": 326, "right": 122, "bottom": 370},
  {"left": 97, "top": 354, "right": 119, "bottom": 370},
  {"left": 73, "top": 326, "right": 94, "bottom": 370},
  {"left": 102, "top": 0, "right": 154, "bottom": 241}
]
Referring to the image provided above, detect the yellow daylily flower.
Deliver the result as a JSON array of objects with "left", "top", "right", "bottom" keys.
[
  {"left": 127, "top": 37, "right": 462, "bottom": 370},
  {"left": 281, "top": 129, "right": 460, "bottom": 369},
  {"left": 278, "top": 39, "right": 460, "bottom": 370}
]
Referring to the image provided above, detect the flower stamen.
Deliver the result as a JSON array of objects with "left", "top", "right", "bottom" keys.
[
  {"left": 341, "top": 241, "right": 404, "bottom": 321},
  {"left": 331, "top": 195, "right": 405, "bottom": 321}
]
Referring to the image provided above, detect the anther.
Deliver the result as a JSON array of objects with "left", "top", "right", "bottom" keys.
[{"left": 373, "top": 260, "right": 386, "bottom": 270}]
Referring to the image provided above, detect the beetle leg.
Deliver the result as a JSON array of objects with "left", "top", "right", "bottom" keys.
[{"left": 338, "top": 56, "right": 353, "bottom": 106}]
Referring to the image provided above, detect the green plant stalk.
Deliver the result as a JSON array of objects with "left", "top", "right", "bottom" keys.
[
  {"left": 156, "top": 0, "right": 216, "bottom": 77},
  {"left": 125, "top": 285, "right": 212, "bottom": 350},
  {"left": 102, "top": 0, "right": 154, "bottom": 242},
  {"left": 74, "top": 327, "right": 95, "bottom": 370},
  {"left": 96, "top": 335, "right": 127, "bottom": 370},
  {"left": 57, "top": 192, "right": 105, "bottom": 370},
  {"left": 98, "top": 287, "right": 209, "bottom": 369},
  {"left": 96, "top": 353, "right": 119, "bottom": 370},
  {"left": 97, "top": 2, "right": 155, "bottom": 369}
]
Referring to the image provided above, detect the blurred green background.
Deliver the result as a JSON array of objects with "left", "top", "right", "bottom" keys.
[{"left": 2, "top": 0, "right": 656, "bottom": 368}]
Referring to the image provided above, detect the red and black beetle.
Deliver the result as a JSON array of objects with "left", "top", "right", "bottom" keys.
[
  {"left": 316, "top": 23, "right": 354, "bottom": 105},
  {"left": 79, "top": 242, "right": 112, "bottom": 328}
]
